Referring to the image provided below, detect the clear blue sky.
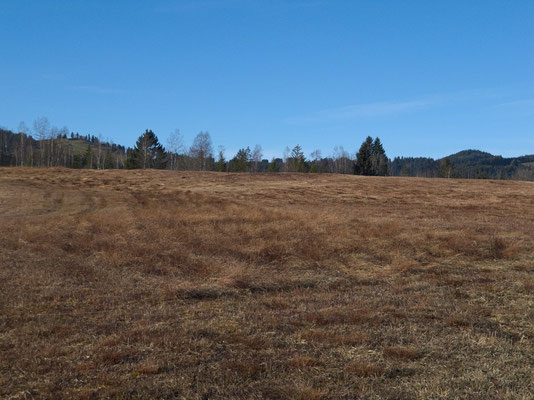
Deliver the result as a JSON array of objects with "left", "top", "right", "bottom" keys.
[{"left": 1, "top": 0, "right": 533, "bottom": 160}]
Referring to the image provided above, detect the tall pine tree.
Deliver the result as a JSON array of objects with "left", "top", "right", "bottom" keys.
[
  {"left": 290, "top": 144, "right": 306, "bottom": 172},
  {"left": 354, "top": 136, "right": 389, "bottom": 176},
  {"left": 354, "top": 136, "right": 374, "bottom": 175},
  {"left": 229, "top": 147, "right": 251, "bottom": 172},
  {"left": 215, "top": 147, "right": 227, "bottom": 172},
  {"left": 371, "top": 137, "right": 388, "bottom": 176},
  {"left": 126, "top": 130, "right": 167, "bottom": 169}
]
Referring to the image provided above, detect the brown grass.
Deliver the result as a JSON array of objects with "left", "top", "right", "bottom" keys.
[
  {"left": 383, "top": 346, "right": 421, "bottom": 361},
  {"left": 346, "top": 361, "right": 385, "bottom": 377},
  {"left": 1, "top": 168, "right": 534, "bottom": 399}
]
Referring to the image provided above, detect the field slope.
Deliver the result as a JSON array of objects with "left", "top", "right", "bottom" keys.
[{"left": 1, "top": 168, "right": 533, "bottom": 399}]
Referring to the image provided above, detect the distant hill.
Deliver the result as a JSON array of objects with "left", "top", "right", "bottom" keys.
[
  {"left": 390, "top": 149, "right": 534, "bottom": 180},
  {"left": 0, "top": 128, "right": 128, "bottom": 169}
]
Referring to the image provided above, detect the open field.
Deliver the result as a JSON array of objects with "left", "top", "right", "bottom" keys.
[{"left": 1, "top": 168, "right": 534, "bottom": 399}]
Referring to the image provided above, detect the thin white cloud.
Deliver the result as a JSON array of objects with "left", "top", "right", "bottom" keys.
[
  {"left": 284, "top": 85, "right": 533, "bottom": 125},
  {"left": 286, "top": 99, "right": 433, "bottom": 124},
  {"left": 493, "top": 98, "right": 534, "bottom": 117},
  {"left": 495, "top": 99, "right": 534, "bottom": 108}
]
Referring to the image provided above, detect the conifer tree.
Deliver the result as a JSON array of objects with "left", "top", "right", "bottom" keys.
[
  {"left": 371, "top": 137, "right": 388, "bottom": 176},
  {"left": 439, "top": 158, "right": 453, "bottom": 178},
  {"left": 268, "top": 158, "right": 278, "bottom": 173},
  {"left": 354, "top": 136, "right": 389, "bottom": 176},
  {"left": 126, "top": 130, "right": 166, "bottom": 169},
  {"left": 290, "top": 144, "right": 306, "bottom": 172},
  {"left": 229, "top": 147, "right": 251, "bottom": 172},
  {"left": 83, "top": 145, "right": 93, "bottom": 169},
  {"left": 215, "top": 146, "right": 227, "bottom": 172},
  {"left": 354, "top": 136, "right": 374, "bottom": 175}
]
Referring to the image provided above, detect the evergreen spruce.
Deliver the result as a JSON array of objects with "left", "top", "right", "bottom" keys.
[
  {"left": 229, "top": 147, "right": 251, "bottom": 172},
  {"left": 439, "top": 158, "right": 453, "bottom": 178},
  {"left": 354, "top": 136, "right": 374, "bottom": 175},
  {"left": 126, "top": 130, "right": 166, "bottom": 169},
  {"left": 268, "top": 158, "right": 278, "bottom": 173},
  {"left": 83, "top": 145, "right": 93, "bottom": 169},
  {"left": 290, "top": 144, "right": 306, "bottom": 172},
  {"left": 371, "top": 137, "right": 388, "bottom": 176},
  {"left": 355, "top": 136, "right": 389, "bottom": 176},
  {"left": 215, "top": 148, "right": 227, "bottom": 172}
]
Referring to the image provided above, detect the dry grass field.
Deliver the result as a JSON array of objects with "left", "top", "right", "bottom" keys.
[{"left": 1, "top": 168, "right": 533, "bottom": 400}]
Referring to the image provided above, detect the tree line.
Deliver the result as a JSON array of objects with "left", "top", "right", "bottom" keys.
[
  {"left": 123, "top": 129, "right": 389, "bottom": 175},
  {"left": 2, "top": 117, "right": 534, "bottom": 180}
]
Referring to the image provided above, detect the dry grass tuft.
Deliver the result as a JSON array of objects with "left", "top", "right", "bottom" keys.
[
  {"left": 299, "top": 329, "right": 368, "bottom": 346},
  {"left": 222, "top": 359, "right": 262, "bottom": 379},
  {"left": 263, "top": 385, "right": 325, "bottom": 400},
  {"left": 287, "top": 356, "right": 324, "bottom": 369},
  {"left": 135, "top": 362, "right": 162, "bottom": 375},
  {"left": 489, "top": 236, "right": 520, "bottom": 259},
  {"left": 383, "top": 346, "right": 421, "bottom": 361},
  {"left": 346, "top": 361, "right": 385, "bottom": 377},
  {"left": 446, "top": 314, "right": 470, "bottom": 327},
  {"left": 305, "top": 307, "right": 373, "bottom": 326}
]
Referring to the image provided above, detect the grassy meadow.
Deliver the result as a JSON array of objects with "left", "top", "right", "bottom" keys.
[{"left": 1, "top": 168, "right": 533, "bottom": 399}]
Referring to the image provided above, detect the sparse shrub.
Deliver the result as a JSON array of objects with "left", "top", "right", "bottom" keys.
[{"left": 489, "top": 236, "right": 513, "bottom": 259}]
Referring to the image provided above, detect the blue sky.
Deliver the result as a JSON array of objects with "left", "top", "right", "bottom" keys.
[{"left": 1, "top": 0, "right": 533, "bottom": 160}]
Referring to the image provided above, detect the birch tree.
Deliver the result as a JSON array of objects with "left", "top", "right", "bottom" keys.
[
  {"left": 189, "top": 131, "right": 213, "bottom": 171},
  {"left": 167, "top": 129, "right": 185, "bottom": 170},
  {"left": 251, "top": 144, "right": 263, "bottom": 172},
  {"left": 33, "top": 117, "right": 49, "bottom": 167}
]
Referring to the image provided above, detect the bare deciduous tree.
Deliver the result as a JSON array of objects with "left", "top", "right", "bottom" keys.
[
  {"left": 33, "top": 117, "right": 50, "bottom": 167},
  {"left": 251, "top": 144, "right": 263, "bottom": 172},
  {"left": 333, "top": 145, "right": 351, "bottom": 174},
  {"left": 167, "top": 129, "right": 185, "bottom": 170},
  {"left": 48, "top": 126, "right": 61, "bottom": 167},
  {"left": 283, "top": 146, "right": 290, "bottom": 172},
  {"left": 95, "top": 134, "right": 105, "bottom": 169},
  {"left": 310, "top": 149, "right": 322, "bottom": 172},
  {"left": 189, "top": 131, "right": 213, "bottom": 171},
  {"left": 310, "top": 149, "right": 321, "bottom": 162}
]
